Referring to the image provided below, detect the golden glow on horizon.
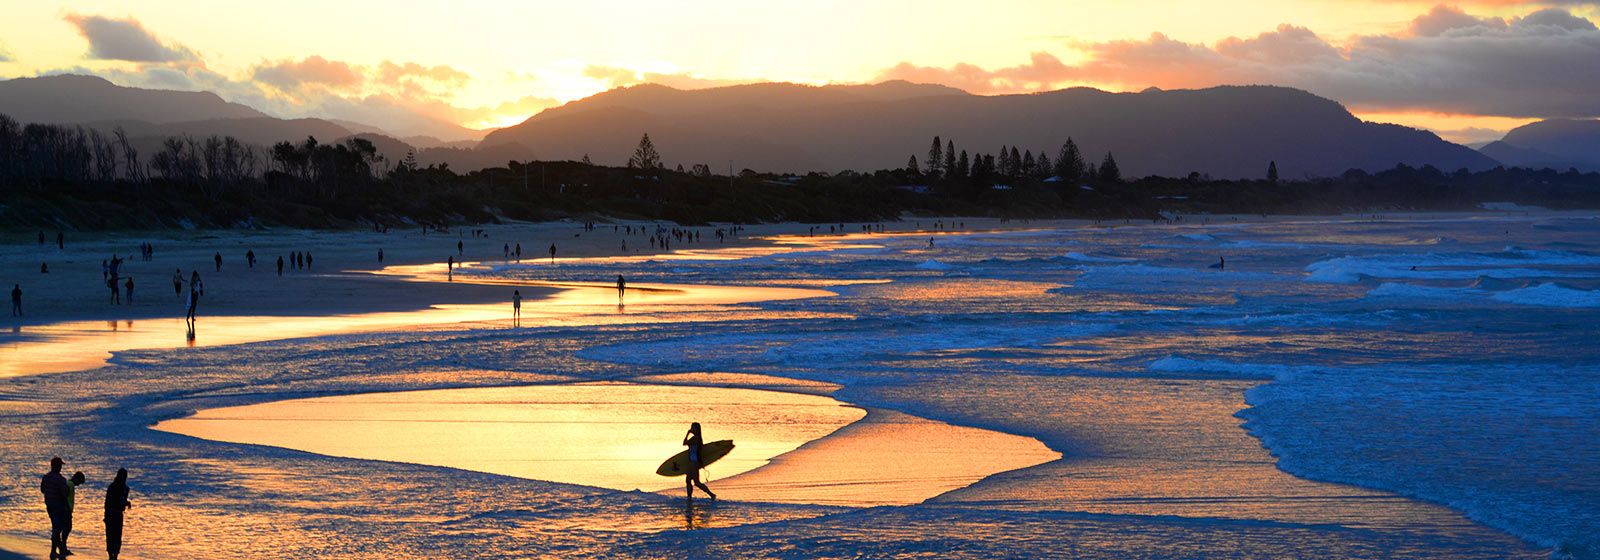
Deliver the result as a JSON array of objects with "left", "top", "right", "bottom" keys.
[{"left": 1, "top": 1, "right": 1595, "bottom": 135}]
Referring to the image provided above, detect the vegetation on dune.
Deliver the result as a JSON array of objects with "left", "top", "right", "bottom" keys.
[{"left": 2, "top": 118, "right": 1599, "bottom": 231}]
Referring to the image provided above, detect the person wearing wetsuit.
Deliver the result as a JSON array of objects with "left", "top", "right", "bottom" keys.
[{"left": 682, "top": 422, "right": 717, "bottom": 503}]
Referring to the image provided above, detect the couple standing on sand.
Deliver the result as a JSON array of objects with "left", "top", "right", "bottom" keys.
[{"left": 41, "top": 457, "right": 132, "bottom": 560}]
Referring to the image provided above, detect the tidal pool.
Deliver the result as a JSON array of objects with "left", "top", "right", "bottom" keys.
[{"left": 154, "top": 380, "right": 1059, "bottom": 505}]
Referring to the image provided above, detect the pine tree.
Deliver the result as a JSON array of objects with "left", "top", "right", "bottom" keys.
[
  {"left": 997, "top": 146, "right": 1011, "bottom": 178},
  {"left": 1037, "top": 153, "right": 1051, "bottom": 178},
  {"left": 1055, "top": 138, "right": 1085, "bottom": 180},
  {"left": 1022, "top": 150, "right": 1035, "bottom": 176},
  {"left": 676, "top": 163, "right": 685, "bottom": 173},
  {"left": 1267, "top": 160, "right": 1279, "bottom": 183},
  {"left": 927, "top": 136, "right": 943, "bottom": 176},
  {"left": 907, "top": 155, "right": 920, "bottom": 175},
  {"left": 944, "top": 140, "right": 956, "bottom": 176},
  {"left": 627, "top": 133, "right": 662, "bottom": 171},
  {"left": 1099, "top": 152, "right": 1121, "bottom": 182},
  {"left": 956, "top": 150, "right": 970, "bottom": 178},
  {"left": 581, "top": 154, "right": 593, "bottom": 166},
  {"left": 1010, "top": 147, "right": 1022, "bottom": 177}
]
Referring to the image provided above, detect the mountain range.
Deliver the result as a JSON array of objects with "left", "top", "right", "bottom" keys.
[
  {"left": 1478, "top": 119, "right": 1600, "bottom": 172},
  {"left": 6, "top": 73, "right": 1586, "bottom": 179},
  {"left": 482, "top": 81, "right": 1497, "bottom": 178}
]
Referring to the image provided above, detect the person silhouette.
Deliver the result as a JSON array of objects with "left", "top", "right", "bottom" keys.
[
  {"left": 62, "top": 471, "right": 85, "bottom": 556},
  {"left": 124, "top": 277, "right": 134, "bottom": 305},
  {"left": 682, "top": 422, "right": 717, "bottom": 503},
  {"left": 617, "top": 274, "right": 626, "bottom": 301},
  {"left": 10, "top": 284, "right": 20, "bottom": 317},
  {"left": 548, "top": 243, "right": 556, "bottom": 263},
  {"left": 41, "top": 457, "right": 69, "bottom": 558},
  {"left": 104, "top": 468, "right": 131, "bottom": 560},
  {"left": 276, "top": 256, "right": 284, "bottom": 276},
  {"left": 214, "top": 252, "right": 222, "bottom": 272},
  {"left": 512, "top": 289, "right": 522, "bottom": 326}
]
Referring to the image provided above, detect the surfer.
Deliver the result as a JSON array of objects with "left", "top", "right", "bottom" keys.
[
  {"left": 1209, "top": 257, "right": 1225, "bottom": 270},
  {"left": 682, "top": 422, "right": 717, "bottom": 502}
]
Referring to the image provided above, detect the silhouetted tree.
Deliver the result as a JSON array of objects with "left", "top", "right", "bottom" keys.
[
  {"left": 943, "top": 139, "right": 955, "bottom": 176},
  {"left": 1022, "top": 150, "right": 1035, "bottom": 176},
  {"left": 1036, "top": 152, "right": 1051, "bottom": 179},
  {"left": 1099, "top": 152, "right": 1121, "bottom": 182},
  {"left": 1267, "top": 160, "right": 1279, "bottom": 183},
  {"left": 628, "top": 133, "right": 662, "bottom": 171},
  {"left": 997, "top": 146, "right": 1011, "bottom": 178},
  {"left": 581, "top": 154, "right": 594, "bottom": 166},
  {"left": 927, "top": 136, "right": 943, "bottom": 176},
  {"left": 906, "top": 155, "right": 920, "bottom": 175},
  {"left": 956, "top": 150, "right": 970, "bottom": 178},
  {"left": 1055, "top": 138, "right": 1085, "bottom": 181}
]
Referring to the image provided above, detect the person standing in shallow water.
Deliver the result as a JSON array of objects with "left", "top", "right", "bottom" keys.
[
  {"left": 104, "top": 468, "right": 131, "bottom": 560},
  {"left": 41, "top": 457, "right": 68, "bottom": 558},
  {"left": 682, "top": 422, "right": 717, "bottom": 503},
  {"left": 617, "top": 274, "right": 626, "bottom": 302},
  {"left": 10, "top": 284, "right": 20, "bottom": 316},
  {"left": 63, "top": 471, "right": 85, "bottom": 556}
]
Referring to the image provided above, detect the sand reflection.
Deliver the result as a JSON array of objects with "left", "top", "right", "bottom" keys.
[{"left": 155, "top": 381, "right": 1059, "bottom": 506}]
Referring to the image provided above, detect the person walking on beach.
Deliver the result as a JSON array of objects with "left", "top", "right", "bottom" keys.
[
  {"left": 108, "top": 276, "right": 121, "bottom": 305},
  {"left": 682, "top": 423, "right": 717, "bottom": 503},
  {"left": 457, "top": 240, "right": 464, "bottom": 256},
  {"left": 173, "top": 269, "right": 184, "bottom": 298},
  {"left": 447, "top": 256, "right": 454, "bottom": 282},
  {"left": 512, "top": 290, "right": 522, "bottom": 326},
  {"left": 214, "top": 252, "right": 222, "bottom": 272},
  {"left": 548, "top": 243, "right": 557, "bottom": 263},
  {"left": 305, "top": 252, "right": 313, "bottom": 270},
  {"left": 104, "top": 468, "right": 131, "bottom": 560},
  {"left": 277, "top": 256, "right": 284, "bottom": 276},
  {"left": 246, "top": 249, "right": 256, "bottom": 268},
  {"left": 515, "top": 243, "right": 522, "bottom": 261},
  {"left": 617, "top": 274, "right": 626, "bottom": 301},
  {"left": 377, "top": 248, "right": 384, "bottom": 263},
  {"left": 124, "top": 277, "right": 134, "bottom": 305},
  {"left": 41, "top": 457, "right": 69, "bottom": 558},
  {"left": 10, "top": 284, "right": 19, "bottom": 316}
]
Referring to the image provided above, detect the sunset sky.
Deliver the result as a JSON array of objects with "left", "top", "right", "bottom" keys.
[{"left": 1, "top": 0, "right": 1597, "bottom": 142}]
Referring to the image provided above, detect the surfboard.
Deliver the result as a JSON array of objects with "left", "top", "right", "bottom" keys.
[{"left": 656, "top": 440, "right": 735, "bottom": 476}]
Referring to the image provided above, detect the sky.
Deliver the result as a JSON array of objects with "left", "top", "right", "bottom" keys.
[{"left": 1, "top": 0, "right": 1598, "bottom": 142}]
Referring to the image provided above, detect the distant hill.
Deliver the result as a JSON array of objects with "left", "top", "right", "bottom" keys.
[
  {"left": 1479, "top": 119, "right": 1600, "bottom": 171},
  {"left": 482, "top": 82, "right": 1496, "bottom": 178},
  {"left": 0, "top": 74, "right": 266, "bottom": 124}
]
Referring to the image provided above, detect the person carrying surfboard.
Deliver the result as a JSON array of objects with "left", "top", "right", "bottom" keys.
[{"left": 682, "top": 422, "right": 717, "bottom": 502}]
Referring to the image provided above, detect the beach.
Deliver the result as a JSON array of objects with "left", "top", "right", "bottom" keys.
[{"left": 2, "top": 213, "right": 1594, "bottom": 558}]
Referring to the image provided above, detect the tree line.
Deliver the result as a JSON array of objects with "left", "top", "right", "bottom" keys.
[
  {"left": 908, "top": 136, "right": 1121, "bottom": 184},
  {"left": 3, "top": 117, "right": 1600, "bottom": 230}
]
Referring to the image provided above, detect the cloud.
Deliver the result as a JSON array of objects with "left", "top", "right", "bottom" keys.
[
  {"left": 874, "top": 5, "right": 1600, "bottom": 118},
  {"left": 63, "top": 14, "right": 195, "bottom": 62},
  {"left": 876, "top": 52, "right": 1074, "bottom": 95},
  {"left": 583, "top": 65, "right": 752, "bottom": 90},
  {"left": 252, "top": 56, "right": 364, "bottom": 93}
]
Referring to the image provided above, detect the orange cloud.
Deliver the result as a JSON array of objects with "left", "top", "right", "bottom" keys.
[
  {"left": 875, "top": 5, "right": 1600, "bottom": 119},
  {"left": 252, "top": 55, "right": 364, "bottom": 94}
]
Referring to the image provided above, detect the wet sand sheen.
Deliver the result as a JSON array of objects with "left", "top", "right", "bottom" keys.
[
  {"left": 0, "top": 280, "right": 834, "bottom": 378},
  {"left": 154, "top": 381, "right": 1060, "bottom": 505}
]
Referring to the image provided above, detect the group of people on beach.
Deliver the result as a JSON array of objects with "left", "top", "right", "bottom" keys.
[{"left": 40, "top": 457, "right": 132, "bottom": 560}]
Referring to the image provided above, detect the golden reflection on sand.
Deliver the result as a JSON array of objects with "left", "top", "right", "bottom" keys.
[
  {"left": 0, "top": 281, "right": 836, "bottom": 378},
  {"left": 155, "top": 380, "right": 1059, "bottom": 506}
]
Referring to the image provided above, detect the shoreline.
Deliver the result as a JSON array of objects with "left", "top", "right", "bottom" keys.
[{"left": 0, "top": 212, "right": 1574, "bottom": 556}]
